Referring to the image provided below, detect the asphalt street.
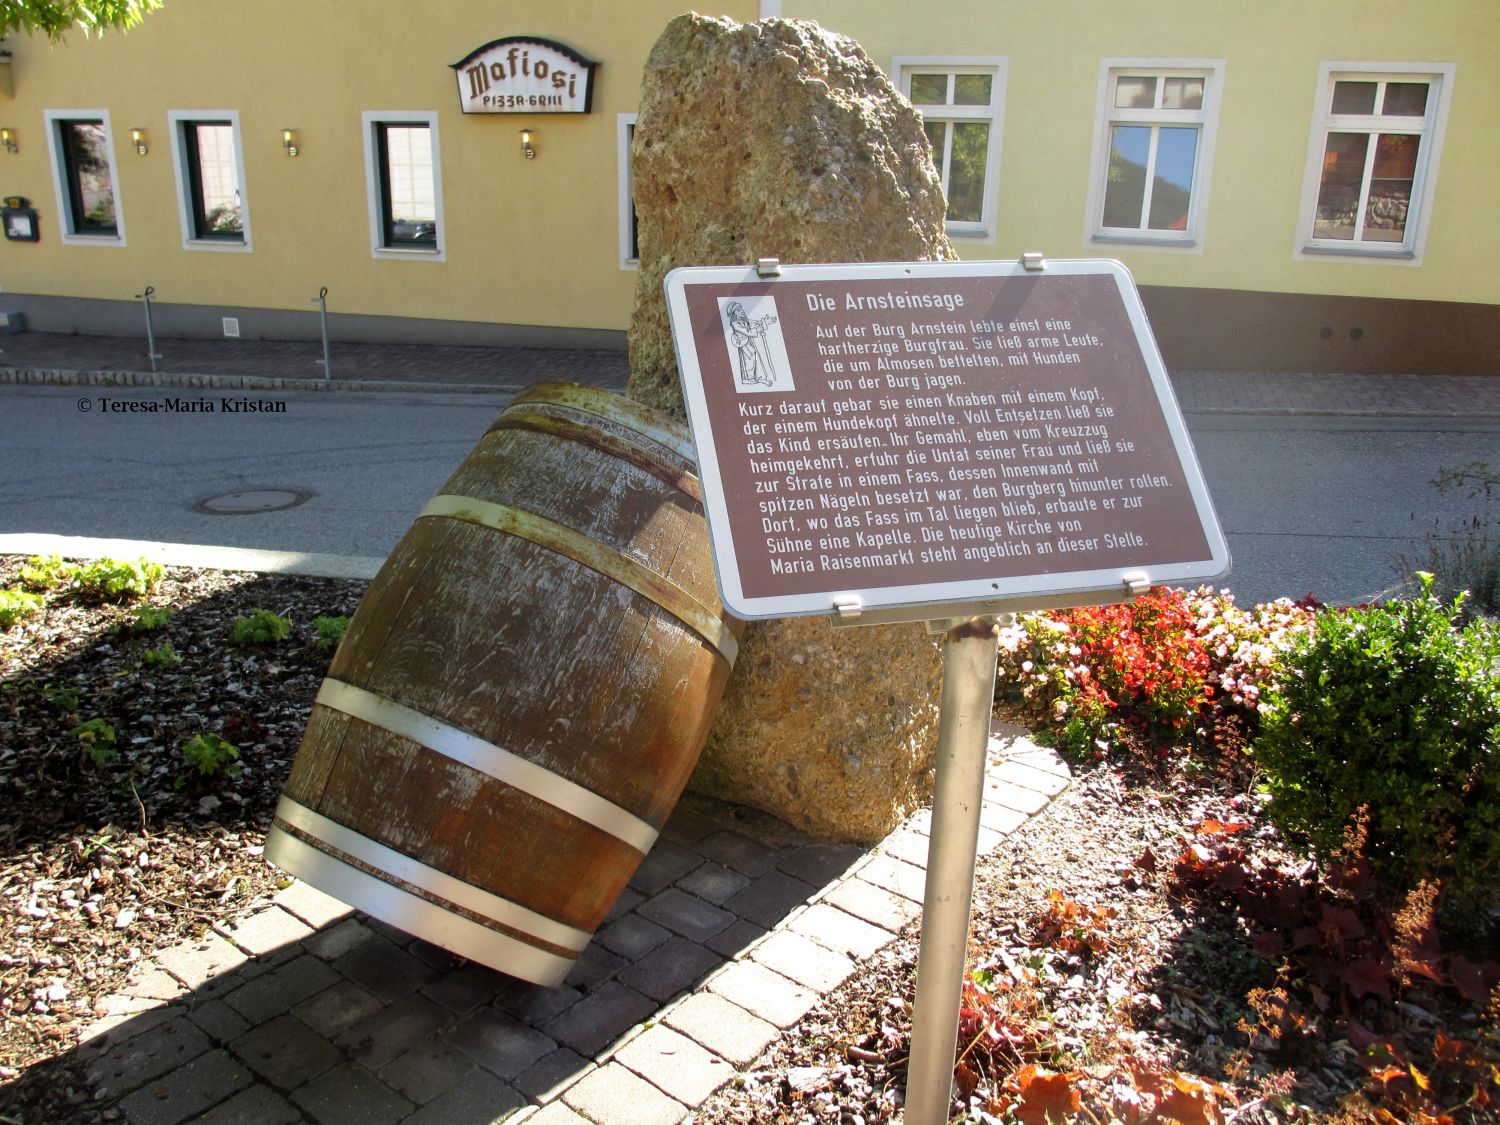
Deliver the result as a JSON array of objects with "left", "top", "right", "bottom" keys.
[
  {"left": 1, "top": 386, "right": 513, "bottom": 560},
  {"left": 2, "top": 382, "right": 1496, "bottom": 607},
  {"left": 1185, "top": 411, "right": 1498, "bottom": 605}
]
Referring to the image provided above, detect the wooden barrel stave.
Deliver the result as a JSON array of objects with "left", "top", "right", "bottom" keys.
[
  {"left": 324, "top": 518, "right": 724, "bottom": 821},
  {"left": 442, "top": 423, "right": 717, "bottom": 598},
  {"left": 282, "top": 715, "right": 638, "bottom": 930},
  {"left": 329, "top": 424, "right": 728, "bottom": 814},
  {"left": 268, "top": 383, "right": 735, "bottom": 985}
]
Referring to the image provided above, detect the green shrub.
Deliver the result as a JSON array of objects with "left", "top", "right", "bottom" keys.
[
  {"left": 140, "top": 642, "right": 181, "bottom": 667},
  {"left": 1397, "top": 461, "right": 1498, "bottom": 621},
  {"left": 73, "top": 718, "right": 118, "bottom": 767},
  {"left": 1255, "top": 574, "right": 1500, "bottom": 905},
  {"left": 42, "top": 683, "right": 80, "bottom": 713},
  {"left": 17, "top": 555, "right": 73, "bottom": 591},
  {"left": 228, "top": 608, "right": 291, "bottom": 646},
  {"left": 1416, "top": 527, "right": 1498, "bottom": 620},
  {"left": 69, "top": 557, "right": 165, "bottom": 603},
  {"left": 119, "top": 604, "right": 174, "bottom": 634},
  {"left": 178, "top": 733, "right": 241, "bottom": 783},
  {"left": 313, "top": 614, "right": 350, "bottom": 652},
  {"left": 0, "top": 587, "right": 44, "bottom": 629},
  {"left": 0, "top": 677, "right": 37, "bottom": 701}
]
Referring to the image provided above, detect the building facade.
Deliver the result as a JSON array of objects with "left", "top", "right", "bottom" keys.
[{"left": 0, "top": 0, "right": 1495, "bottom": 373}]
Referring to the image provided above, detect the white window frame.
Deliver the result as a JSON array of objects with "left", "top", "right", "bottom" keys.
[
  {"left": 1294, "top": 62, "right": 1455, "bottom": 265},
  {"left": 892, "top": 55, "right": 1007, "bottom": 242},
  {"left": 1083, "top": 59, "right": 1224, "bottom": 253},
  {"left": 617, "top": 113, "right": 639, "bottom": 270},
  {"left": 166, "top": 110, "right": 251, "bottom": 252},
  {"left": 362, "top": 110, "right": 445, "bottom": 262},
  {"left": 43, "top": 108, "right": 127, "bottom": 246}
]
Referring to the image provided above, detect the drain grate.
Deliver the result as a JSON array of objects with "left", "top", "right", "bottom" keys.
[{"left": 193, "top": 488, "right": 313, "bottom": 515}]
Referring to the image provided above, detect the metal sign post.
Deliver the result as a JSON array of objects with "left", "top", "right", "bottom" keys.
[
  {"left": 904, "top": 614, "right": 1003, "bottom": 1125},
  {"left": 664, "top": 255, "right": 1230, "bottom": 1125}
]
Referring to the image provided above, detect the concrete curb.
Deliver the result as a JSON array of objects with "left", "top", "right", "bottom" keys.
[{"left": 0, "top": 533, "right": 384, "bottom": 580}]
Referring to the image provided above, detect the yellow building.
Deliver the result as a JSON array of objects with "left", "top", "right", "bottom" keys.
[{"left": 0, "top": 1, "right": 1495, "bottom": 373}]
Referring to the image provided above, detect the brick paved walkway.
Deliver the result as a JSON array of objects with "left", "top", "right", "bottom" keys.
[
  {"left": 68, "top": 728, "right": 1069, "bottom": 1125},
  {"left": 1167, "top": 369, "right": 1500, "bottom": 417},
  {"left": 0, "top": 331, "right": 631, "bottom": 395}
]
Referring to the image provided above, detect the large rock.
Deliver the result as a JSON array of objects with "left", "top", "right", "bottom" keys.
[{"left": 626, "top": 14, "right": 955, "bottom": 842}]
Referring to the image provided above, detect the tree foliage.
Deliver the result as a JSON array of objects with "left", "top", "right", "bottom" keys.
[{"left": 0, "top": 0, "right": 162, "bottom": 41}]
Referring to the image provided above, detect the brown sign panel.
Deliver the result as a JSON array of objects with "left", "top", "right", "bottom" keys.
[{"left": 665, "top": 259, "right": 1229, "bottom": 622}]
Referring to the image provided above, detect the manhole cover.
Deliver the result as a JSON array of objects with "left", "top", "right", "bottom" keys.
[{"left": 193, "top": 488, "right": 313, "bottom": 515}]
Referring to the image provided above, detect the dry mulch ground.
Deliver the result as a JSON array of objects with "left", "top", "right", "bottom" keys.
[
  {"left": 0, "top": 556, "right": 362, "bottom": 1119},
  {"left": 1, "top": 554, "right": 1496, "bottom": 1123},
  {"left": 699, "top": 742, "right": 1499, "bottom": 1124},
  {"left": 698, "top": 758, "right": 1299, "bottom": 1123}
]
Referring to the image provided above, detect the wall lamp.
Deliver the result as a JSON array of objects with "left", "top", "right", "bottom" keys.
[
  {"left": 1, "top": 129, "right": 16, "bottom": 154},
  {"left": 130, "top": 128, "right": 148, "bottom": 156},
  {"left": 520, "top": 128, "right": 536, "bottom": 160},
  {"left": 282, "top": 128, "right": 299, "bottom": 157}
]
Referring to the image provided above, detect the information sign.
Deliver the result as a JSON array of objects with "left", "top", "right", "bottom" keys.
[{"left": 665, "top": 258, "right": 1229, "bottom": 622}]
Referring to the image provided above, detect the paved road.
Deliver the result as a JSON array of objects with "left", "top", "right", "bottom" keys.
[
  {"left": 1187, "top": 412, "right": 1498, "bottom": 605},
  {"left": 3, "top": 382, "right": 1495, "bottom": 607},
  {"left": 0, "top": 386, "right": 515, "bottom": 560}
]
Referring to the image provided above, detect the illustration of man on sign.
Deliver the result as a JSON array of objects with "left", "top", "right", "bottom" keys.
[{"left": 719, "top": 296, "right": 795, "bottom": 394}]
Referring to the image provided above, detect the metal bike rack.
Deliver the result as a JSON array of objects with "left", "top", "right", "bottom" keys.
[
  {"left": 134, "top": 286, "right": 162, "bottom": 373},
  {"left": 312, "top": 287, "right": 332, "bottom": 380}
]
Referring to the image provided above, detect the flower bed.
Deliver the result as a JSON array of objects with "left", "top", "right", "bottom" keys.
[{"left": 995, "top": 586, "right": 1320, "bottom": 758}]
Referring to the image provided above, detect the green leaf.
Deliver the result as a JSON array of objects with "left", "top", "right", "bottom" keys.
[{"left": 0, "top": 0, "right": 164, "bottom": 41}]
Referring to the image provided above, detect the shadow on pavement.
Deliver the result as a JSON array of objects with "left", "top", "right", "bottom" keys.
[{"left": 1, "top": 792, "right": 868, "bottom": 1124}]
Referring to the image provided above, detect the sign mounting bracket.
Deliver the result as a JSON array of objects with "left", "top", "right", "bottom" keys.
[{"left": 830, "top": 594, "right": 864, "bottom": 622}]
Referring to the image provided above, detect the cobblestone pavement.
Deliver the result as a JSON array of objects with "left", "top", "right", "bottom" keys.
[
  {"left": 2, "top": 330, "right": 1498, "bottom": 415},
  {"left": 1167, "top": 369, "right": 1500, "bottom": 417},
  {"left": 66, "top": 729, "right": 1069, "bottom": 1125},
  {"left": 0, "top": 331, "right": 632, "bottom": 395}
]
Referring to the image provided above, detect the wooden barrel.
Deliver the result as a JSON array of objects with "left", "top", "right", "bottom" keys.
[{"left": 264, "top": 382, "right": 739, "bottom": 986}]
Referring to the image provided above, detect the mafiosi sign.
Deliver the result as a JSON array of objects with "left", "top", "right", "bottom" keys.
[{"left": 451, "top": 37, "right": 598, "bottom": 114}]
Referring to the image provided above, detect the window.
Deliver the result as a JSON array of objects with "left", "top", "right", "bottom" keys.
[
  {"left": 1297, "top": 64, "right": 1454, "bottom": 260},
  {"left": 893, "top": 57, "right": 1006, "bottom": 239},
  {"left": 43, "top": 110, "right": 124, "bottom": 244},
  {"left": 617, "top": 113, "right": 638, "bottom": 268},
  {"left": 377, "top": 125, "right": 435, "bottom": 247},
  {"left": 168, "top": 111, "right": 250, "bottom": 250},
  {"left": 1085, "top": 61, "right": 1223, "bottom": 248},
  {"left": 363, "top": 112, "right": 444, "bottom": 260}
]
